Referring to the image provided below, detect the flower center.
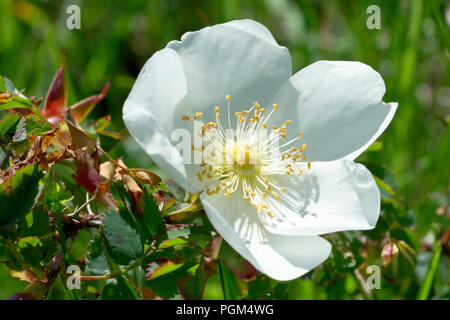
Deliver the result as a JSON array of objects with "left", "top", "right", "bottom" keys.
[{"left": 184, "top": 95, "right": 311, "bottom": 218}]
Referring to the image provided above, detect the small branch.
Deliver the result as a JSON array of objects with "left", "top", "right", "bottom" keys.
[
  {"left": 80, "top": 246, "right": 153, "bottom": 282},
  {"left": 67, "top": 193, "right": 95, "bottom": 218}
]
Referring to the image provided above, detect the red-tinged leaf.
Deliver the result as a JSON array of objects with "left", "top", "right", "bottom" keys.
[
  {"left": 219, "top": 242, "right": 257, "bottom": 281},
  {"left": 70, "top": 80, "right": 110, "bottom": 123},
  {"left": 95, "top": 115, "right": 111, "bottom": 132},
  {"left": 146, "top": 261, "right": 184, "bottom": 281},
  {"left": 43, "top": 54, "right": 67, "bottom": 126},
  {"left": 178, "top": 267, "right": 208, "bottom": 300},
  {"left": 100, "top": 131, "right": 121, "bottom": 140},
  {"left": 9, "top": 269, "right": 42, "bottom": 284},
  {"left": 73, "top": 163, "right": 103, "bottom": 194}
]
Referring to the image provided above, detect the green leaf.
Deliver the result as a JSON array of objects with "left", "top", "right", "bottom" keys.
[
  {"left": 69, "top": 229, "right": 91, "bottom": 261},
  {"left": 10, "top": 138, "right": 30, "bottom": 157},
  {"left": 382, "top": 240, "right": 416, "bottom": 281},
  {"left": 101, "top": 276, "right": 138, "bottom": 300},
  {"left": 2, "top": 77, "right": 15, "bottom": 93},
  {"left": 0, "top": 165, "right": 44, "bottom": 226},
  {"left": 178, "top": 266, "right": 208, "bottom": 300},
  {"left": 246, "top": 276, "right": 273, "bottom": 300},
  {"left": 218, "top": 260, "right": 241, "bottom": 300},
  {"left": 85, "top": 232, "right": 110, "bottom": 276},
  {"left": 167, "top": 226, "right": 191, "bottom": 239},
  {"left": 374, "top": 175, "right": 395, "bottom": 199},
  {"left": 0, "top": 96, "right": 34, "bottom": 110},
  {"left": 144, "top": 260, "right": 198, "bottom": 299},
  {"left": 0, "top": 146, "right": 6, "bottom": 167},
  {"left": 370, "top": 164, "right": 397, "bottom": 200},
  {"left": 25, "top": 115, "right": 52, "bottom": 135},
  {"left": 46, "top": 279, "right": 76, "bottom": 300},
  {"left": 219, "top": 242, "right": 257, "bottom": 281},
  {"left": 103, "top": 208, "right": 143, "bottom": 265},
  {"left": 22, "top": 207, "right": 50, "bottom": 237},
  {"left": 94, "top": 115, "right": 111, "bottom": 132},
  {"left": 274, "top": 283, "right": 289, "bottom": 300},
  {"left": 144, "top": 272, "right": 179, "bottom": 299},
  {"left": 158, "top": 237, "right": 188, "bottom": 249},
  {"left": 98, "top": 132, "right": 120, "bottom": 151},
  {"left": 114, "top": 183, "right": 153, "bottom": 244},
  {"left": 0, "top": 113, "right": 21, "bottom": 137},
  {"left": 166, "top": 179, "right": 186, "bottom": 201},
  {"left": 141, "top": 187, "right": 166, "bottom": 237},
  {"left": 417, "top": 239, "right": 442, "bottom": 300},
  {"left": 365, "top": 140, "right": 383, "bottom": 152},
  {"left": 0, "top": 76, "right": 6, "bottom": 92},
  {"left": 146, "top": 261, "right": 184, "bottom": 280},
  {"left": 19, "top": 238, "right": 45, "bottom": 265},
  {"left": 18, "top": 236, "right": 42, "bottom": 248}
]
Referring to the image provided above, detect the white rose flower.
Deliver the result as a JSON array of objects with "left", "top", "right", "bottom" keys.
[{"left": 123, "top": 19, "right": 397, "bottom": 281}]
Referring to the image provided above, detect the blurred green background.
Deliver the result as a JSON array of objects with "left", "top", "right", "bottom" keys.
[{"left": 0, "top": 0, "right": 448, "bottom": 299}]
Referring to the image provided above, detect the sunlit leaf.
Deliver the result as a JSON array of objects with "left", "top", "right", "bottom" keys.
[{"left": 146, "top": 260, "right": 184, "bottom": 280}]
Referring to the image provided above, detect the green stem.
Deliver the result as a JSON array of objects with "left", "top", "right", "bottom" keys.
[
  {"left": 80, "top": 246, "right": 152, "bottom": 282},
  {"left": 416, "top": 239, "right": 442, "bottom": 300},
  {"left": 217, "top": 260, "right": 240, "bottom": 300}
]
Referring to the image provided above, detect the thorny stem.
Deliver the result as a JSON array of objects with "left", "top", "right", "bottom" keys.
[{"left": 66, "top": 194, "right": 95, "bottom": 218}]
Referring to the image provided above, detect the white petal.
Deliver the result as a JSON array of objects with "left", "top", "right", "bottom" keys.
[
  {"left": 200, "top": 190, "right": 331, "bottom": 281},
  {"left": 167, "top": 19, "right": 292, "bottom": 118},
  {"left": 124, "top": 20, "right": 293, "bottom": 191},
  {"left": 123, "top": 48, "right": 200, "bottom": 193},
  {"left": 260, "top": 159, "right": 380, "bottom": 236},
  {"left": 268, "top": 61, "right": 397, "bottom": 161}
]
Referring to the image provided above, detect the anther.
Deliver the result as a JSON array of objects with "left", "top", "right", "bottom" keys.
[{"left": 194, "top": 112, "right": 203, "bottom": 119}]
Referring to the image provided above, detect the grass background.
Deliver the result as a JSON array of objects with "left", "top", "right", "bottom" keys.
[{"left": 0, "top": 0, "right": 448, "bottom": 299}]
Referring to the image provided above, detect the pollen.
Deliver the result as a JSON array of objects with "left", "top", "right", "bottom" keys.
[
  {"left": 194, "top": 112, "right": 203, "bottom": 119},
  {"left": 193, "top": 97, "right": 311, "bottom": 217}
]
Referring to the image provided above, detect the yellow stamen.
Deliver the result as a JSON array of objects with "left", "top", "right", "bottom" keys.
[{"left": 194, "top": 112, "right": 203, "bottom": 119}]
